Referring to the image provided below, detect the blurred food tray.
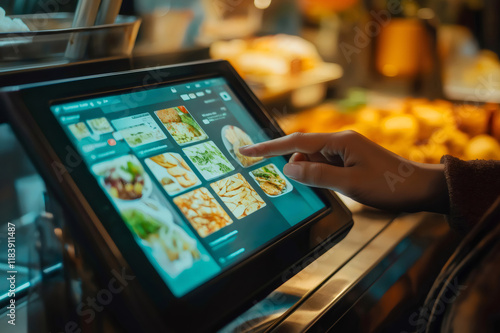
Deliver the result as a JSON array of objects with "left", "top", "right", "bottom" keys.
[{"left": 248, "top": 62, "right": 343, "bottom": 103}]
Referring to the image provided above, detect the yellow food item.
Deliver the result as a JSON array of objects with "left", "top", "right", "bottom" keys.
[
  {"left": 455, "top": 104, "right": 490, "bottom": 137},
  {"left": 149, "top": 153, "right": 199, "bottom": 192},
  {"left": 413, "top": 105, "right": 453, "bottom": 140},
  {"left": 429, "top": 127, "right": 469, "bottom": 157},
  {"left": 177, "top": 173, "right": 198, "bottom": 188},
  {"left": 381, "top": 115, "right": 419, "bottom": 142},
  {"left": 211, "top": 174, "right": 266, "bottom": 219},
  {"left": 261, "top": 182, "right": 282, "bottom": 196},
  {"left": 151, "top": 153, "right": 178, "bottom": 168},
  {"left": 279, "top": 98, "right": 500, "bottom": 163},
  {"left": 251, "top": 164, "right": 288, "bottom": 196},
  {"left": 174, "top": 188, "right": 233, "bottom": 238},
  {"left": 464, "top": 135, "right": 500, "bottom": 160},
  {"left": 167, "top": 166, "right": 187, "bottom": 177}
]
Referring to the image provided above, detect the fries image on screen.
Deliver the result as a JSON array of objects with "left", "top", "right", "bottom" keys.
[
  {"left": 211, "top": 174, "right": 266, "bottom": 219},
  {"left": 173, "top": 187, "right": 233, "bottom": 238}
]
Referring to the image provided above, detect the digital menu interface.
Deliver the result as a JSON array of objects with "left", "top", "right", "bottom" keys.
[{"left": 50, "top": 77, "right": 326, "bottom": 297}]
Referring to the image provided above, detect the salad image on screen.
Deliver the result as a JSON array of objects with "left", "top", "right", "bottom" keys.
[
  {"left": 145, "top": 152, "right": 201, "bottom": 196},
  {"left": 155, "top": 106, "right": 207, "bottom": 145},
  {"left": 222, "top": 125, "right": 264, "bottom": 167},
  {"left": 112, "top": 113, "right": 167, "bottom": 148},
  {"left": 183, "top": 141, "right": 235, "bottom": 180},
  {"left": 68, "top": 122, "right": 91, "bottom": 141},
  {"left": 250, "top": 164, "right": 294, "bottom": 197},
  {"left": 120, "top": 200, "right": 202, "bottom": 278},
  {"left": 174, "top": 187, "right": 233, "bottom": 238},
  {"left": 211, "top": 174, "right": 266, "bottom": 219},
  {"left": 92, "top": 155, "right": 152, "bottom": 201}
]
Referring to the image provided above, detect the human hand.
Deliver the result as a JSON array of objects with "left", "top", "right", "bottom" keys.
[{"left": 239, "top": 131, "right": 449, "bottom": 213}]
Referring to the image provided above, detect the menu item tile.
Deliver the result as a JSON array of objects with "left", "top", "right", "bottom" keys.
[
  {"left": 112, "top": 113, "right": 167, "bottom": 148},
  {"left": 249, "top": 164, "right": 294, "bottom": 197},
  {"left": 155, "top": 106, "right": 207, "bottom": 145},
  {"left": 120, "top": 200, "right": 201, "bottom": 278},
  {"left": 173, "top": 187, "right": 233, "bottom": 238},
  {"left": 211, "top": 174, "right": 266, "bottom": 219},
  {"left": 87, "top": 117, "right": 113, "bottom": 135},
  {"left": 222, "top": 125, "right": 263, "bottom": 167},
  {"left": 92, "top": 154, "right": 152, "bottom": 201},
  {"left": 183, "top": 141, "right": 235, "bottom": 180},
  {"left": 68, "top": 122, "right": 91, "bottom": 141},
  {"left": 145, "top": 152, "right": 201, "bottom": 196}
]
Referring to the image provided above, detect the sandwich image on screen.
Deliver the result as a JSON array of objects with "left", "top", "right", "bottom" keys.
[{"left": 155, "top": 106, "right": 207, "bottom": 145}]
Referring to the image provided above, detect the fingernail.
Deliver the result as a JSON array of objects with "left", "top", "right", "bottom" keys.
[
  {"left": 283, "top": 163, "right": 302, "bottom": 180},
  {"left": 289, "top": 153, "right": 300, "bottom": 162}
]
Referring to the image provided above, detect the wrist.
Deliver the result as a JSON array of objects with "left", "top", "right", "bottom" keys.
[{"left": 413, "top": 162, "right": 449, "bottom": 214}]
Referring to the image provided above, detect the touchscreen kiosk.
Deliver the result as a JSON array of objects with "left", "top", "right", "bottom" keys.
[{"left": 0, "top": 60, "right": 352, "bottom": 332}]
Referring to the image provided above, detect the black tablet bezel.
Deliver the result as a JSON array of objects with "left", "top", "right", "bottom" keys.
[{"left": 1, "top": 60, "right": 352, "bottom": 332}]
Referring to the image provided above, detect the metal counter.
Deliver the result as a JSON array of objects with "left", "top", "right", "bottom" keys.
[{"left": 222, "top": 206, "right": 461, "bottom": 332}]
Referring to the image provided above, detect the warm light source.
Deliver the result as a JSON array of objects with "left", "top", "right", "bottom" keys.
[
  {"left": 254, "top": 0, "right": 272, "bottom": 9},
  {"left": 382, "top": 64, "right": 399, "bottom": 77}
]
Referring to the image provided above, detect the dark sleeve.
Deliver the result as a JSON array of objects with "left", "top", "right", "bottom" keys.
[{"left": 441, "top": 155, "right": 500, "bottom": 231}]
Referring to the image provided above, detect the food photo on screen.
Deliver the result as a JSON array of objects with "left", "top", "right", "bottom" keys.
[
  {"left": 119, "top": 199, "right": 202, "bottom": 278},
  {"left": 112, "top": 113, "right": 167, "bottom": 148},
  {"left": 183, "top": 141, "right": 235, "bottom": 180},
  {"left": 222, "top": 125, "right": 264, "bottom": 167},
  {"left": 155, "top": 106, "right": 208, "bottom": 145},
  {"left": 174, "top": 187, "right": 233, "bottom": 238},
  {"left": 211, "top": 173, "right": 266, "bottom": 219},
  {"left": 249, "top": 163, "right": 294, "bottom": 197},
  {"left": 91, "top": 154, "right": 152, "bottom": 201},
  {"left": 86, "top": 117, "right": 114, "bottom": 135},
  {"left": 145, "top": 152, "right": 201, "bottom": 196},
  {"left": 68, "top": 122, "right": 91, "bottom": 141}
]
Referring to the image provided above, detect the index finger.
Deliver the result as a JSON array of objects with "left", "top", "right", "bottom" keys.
[{"left": 239, "top": 132, "right": 332, "bottom": 157}]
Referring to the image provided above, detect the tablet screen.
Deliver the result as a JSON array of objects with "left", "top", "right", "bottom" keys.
[{"left": 49, "top": 77, "right": 326, "bottom": 297}]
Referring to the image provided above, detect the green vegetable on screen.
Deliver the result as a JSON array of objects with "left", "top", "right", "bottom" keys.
[
  {"left": 252, "top": 166, "right": 278, "bottom": 180},
  {"left": 121, "top": 161, "right": 141, "bottom": 179},
  {"left": 122, "top": 209, "right": 164, "bottom": 239},
  {"left": 179, "top": 113, "right": 202, "bottom": 134},
  {"left": 217, "top": 163, "right": 232, "bottom": 173}
]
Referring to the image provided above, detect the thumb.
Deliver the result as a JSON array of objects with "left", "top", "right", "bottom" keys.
[{"left": 283, "top": 161, "right": 350, "bottom": 191}]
